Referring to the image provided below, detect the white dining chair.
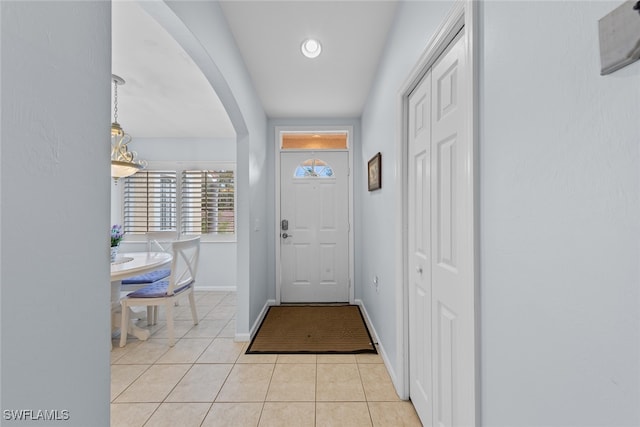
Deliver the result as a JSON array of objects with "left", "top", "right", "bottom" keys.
[
  {"left": 119, "top": 236, "right": 200, "bottom": 347},
  {"left": 121, "top": 231, "right": 178, "bottom": 289},
  {"left": 145, "top": 230, "right": 179, "bottom": 253},
  {"left": 120, "top": 231, "right": 179, "bottom": 323}
]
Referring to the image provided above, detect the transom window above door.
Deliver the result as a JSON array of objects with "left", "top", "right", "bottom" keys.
[
  {"left": 281, "top": 132, "right": 348, "bottom": 150},
  {"left": 294, "top": 158, "right": 334, "bottom": 178}
]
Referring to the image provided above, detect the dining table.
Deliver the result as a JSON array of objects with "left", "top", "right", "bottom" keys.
[{"left": 110, "top": 251, "right": 172, "bottom": 344}]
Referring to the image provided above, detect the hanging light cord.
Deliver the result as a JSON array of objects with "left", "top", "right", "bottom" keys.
[{"left": 113, "top": 79, "right": 119, "bottom": 124}]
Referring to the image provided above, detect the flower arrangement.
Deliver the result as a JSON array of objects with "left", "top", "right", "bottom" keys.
[{"left": 111, "top": 224, "right": 124, "bottom": 247}]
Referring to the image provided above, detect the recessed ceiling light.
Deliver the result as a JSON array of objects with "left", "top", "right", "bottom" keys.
[{"left": 301, "top": 38, "right": 322, "bottom": 59}]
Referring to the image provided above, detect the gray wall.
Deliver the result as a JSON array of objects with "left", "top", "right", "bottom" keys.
[
  {"left": 480, "top": 2, "right": 639, "bottom": 425},
  {"left": 360, "top": 0, "right": 640, "bottom": 425},
  {"left": 1, "top": 1, "right": 111, "bottom": 425}
]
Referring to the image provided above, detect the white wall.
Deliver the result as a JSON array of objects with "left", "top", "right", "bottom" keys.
[
  {"left": 480, "top": 2, "right": 639, "bottom": 425},
  {"left": 1, "top": 1, "right": 111, "bottom": 425},
  {"left": 361, "top": 0, "right": 640, "bottom": 425},
  {"left": 111, "top": 137, "right": 238, "bottom": 289}
]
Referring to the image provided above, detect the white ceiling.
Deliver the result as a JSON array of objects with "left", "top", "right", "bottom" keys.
[
  {"left": 219, "top": 1, "right": 398, "bottom": 119},
  {"left": 112, "top": 1, "right": 235, "bottom": 138},
  {"left": 112, "top": 1, "right": 398, "bottom": 138}
]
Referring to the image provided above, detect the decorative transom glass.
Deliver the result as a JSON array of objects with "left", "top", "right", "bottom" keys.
[
  {"left": 294, "top": 159, "right": 334, "bottom": 178},
  {"left": 281, "top": 133, "right": 348, "bottom": 150}
]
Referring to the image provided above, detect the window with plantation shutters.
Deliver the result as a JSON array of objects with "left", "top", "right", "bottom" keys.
[
  {"left": 181, "top": 169, "right": 235, "bottom": 235},
  {"left": 121, "top": 164, "right": 235, "bottom": 241},
  {"left": 123, "top": 171, "right": 177, "bottom": 233}
]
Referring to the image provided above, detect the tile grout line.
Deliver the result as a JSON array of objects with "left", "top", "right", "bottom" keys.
[
  {"left": 356, "top": 356, "right": 377, "bottom": 426},
  {"left": 315, "top": 355, "right": 319, "bottom": 426},
  {"left": 140, "top": 292, "right": 214, "bottom": 426}
]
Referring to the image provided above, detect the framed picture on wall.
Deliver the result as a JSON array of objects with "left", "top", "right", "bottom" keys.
[{"left": 368, "top": 152, "right": 381, "bottom": 191}]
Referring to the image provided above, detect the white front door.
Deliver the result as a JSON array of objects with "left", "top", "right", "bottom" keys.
[
  {"left": 279, "top": 151, "right": 350, "bottom": 302},
  {"left": 408, "top": 29, "right": 476, "bottom": 427}
]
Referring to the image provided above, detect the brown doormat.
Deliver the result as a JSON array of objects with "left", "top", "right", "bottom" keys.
[{"left": 246, "top": 305, "right": 377, "bottom": 354}]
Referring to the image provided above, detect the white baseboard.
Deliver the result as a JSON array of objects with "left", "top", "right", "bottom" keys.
[
  {"left": 355, "top": 299, "right": 405, "bottom": 400},
  {"left": 235, "top": 298, "right": 276, "bottom": 343},
  {"left": 195, "top": 285, "right": 237, "bottom": 292},
  {"left": 234, "top": 333, "right": 250, "bottom": 342}
]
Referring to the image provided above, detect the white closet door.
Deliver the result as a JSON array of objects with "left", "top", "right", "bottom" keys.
[
  {"left": 408, "top": 29, "right": 476, "bottom": 427},
  {"left": 408, "top": 69, "right": 434, "bottom": 425}
]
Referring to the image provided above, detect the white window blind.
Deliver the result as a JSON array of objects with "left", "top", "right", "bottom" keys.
[
  {"left": 123, "top": 171, "right": 177, "bottom": 234},
  {"left": 181, "top": 170, "right": 235, "bottom": 235}
]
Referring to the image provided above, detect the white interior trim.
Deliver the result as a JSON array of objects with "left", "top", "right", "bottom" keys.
[
  {"left": 274, "top": 125, "right": 355, "bottom": 305},
  {"left": 394, "top": 0, "right": 479, "bottom": 418},
  {"left": 195, "top": 285, "right": 237, "bottom": 292},
  {"left": 239, "top": 298, "right": 276, "bottom": 343}
]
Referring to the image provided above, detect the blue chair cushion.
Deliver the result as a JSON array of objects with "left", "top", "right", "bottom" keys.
[
  {"left": 125, "top": 279, "right": 194, "bottom": 298},
  {"left": 121, "top": 269, "right": 171, "bottom": 285}
]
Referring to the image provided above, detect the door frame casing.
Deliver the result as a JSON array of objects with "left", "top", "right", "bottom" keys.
[
  {"left": 394, "top": 0, "right": 480, "bottom": 422},
  {"left": 274, "top": 125, "right": 355, "bottom": 305}
]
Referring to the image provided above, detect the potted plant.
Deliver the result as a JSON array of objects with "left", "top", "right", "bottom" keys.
[{"left": 111, "top": 224, "right": 124, "bottom": 262}]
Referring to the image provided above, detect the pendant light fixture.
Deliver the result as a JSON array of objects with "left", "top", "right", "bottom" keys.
[{"left": 111, "top": 74, "right": 145, "bottom": 181}]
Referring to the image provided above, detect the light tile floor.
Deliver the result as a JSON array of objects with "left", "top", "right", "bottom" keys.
[{"left": 111, "top": 291, "right": 422, "bottom": 427}]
